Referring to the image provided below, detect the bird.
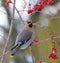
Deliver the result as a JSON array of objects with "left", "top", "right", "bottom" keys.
[{"left": 10, "top": 20, "right": 34, "bottom": 57}]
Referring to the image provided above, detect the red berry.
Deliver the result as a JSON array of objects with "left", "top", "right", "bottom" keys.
[
  {"left": 39, "top": 4, "right": 44, "bottom": 9},
  {"left": 41, "top": 0, "right": 47, "bottom": 5},
  {"left": 52, "top": 47, "right": 57, "bottom": 53},
  {"left": 29, "top": 3, "right": 31, "bottom": 6},
  {"left": 48, "top": 53, "right": 52, "bottom": 58},
  {"left": 28, "top": 9, "right": 34, "bottom": 14},
  {"left": 47, "top": 0, "right": 54, "bottom": 5},
  {"left": 33, "top": 4, "right": 40, "bottom": 11},
  {"left": 33, "top": 39, "right": 39, "bottom": 43},
  {"left": 5, "top": 2, "right": 9, "bottom": 7},
  {"left": 52, "top": 54, "right": 58, "bottom": 60},
  {"left": 5, "top": 0, "right": 12, "bottom": 7},
  {"left": 38, "top": 60, "right": 42, "bottom": 63}
]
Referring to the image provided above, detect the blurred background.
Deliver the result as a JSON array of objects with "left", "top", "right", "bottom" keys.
[{"left": 0, "top": 0, "right": 60, "bottom": 63}]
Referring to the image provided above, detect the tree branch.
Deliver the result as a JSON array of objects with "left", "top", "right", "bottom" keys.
[{"left": 1, "top": 0, "right": 16, "bottom": 63}]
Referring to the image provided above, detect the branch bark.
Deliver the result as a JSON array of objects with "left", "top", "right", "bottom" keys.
[{"left": 1, "top": 0, "right": 16, "bottom": 63}]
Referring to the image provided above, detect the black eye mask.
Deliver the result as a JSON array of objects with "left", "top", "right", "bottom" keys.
[{"left": 27, "top": 22, "right": 33, "bottom": 28}]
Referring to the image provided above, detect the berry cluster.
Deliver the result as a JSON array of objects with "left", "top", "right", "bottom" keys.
[
  {"left": 48, "top": 33, "right": 58, "bottom": 60},
  {"left": 28, "top": 0, "right": 54, "bottom": 14},
  {"left": 52, "top": 47, "right": 57, "bottom": 53},
  {"left": 48, "top": 53, "right": 58, "bottom": 60},
  {"left": 5, "top": 0, "right": 54, "bottom": 14}
]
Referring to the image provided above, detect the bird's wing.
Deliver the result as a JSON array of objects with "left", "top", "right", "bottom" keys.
[
  {"left": 20, "top": 29, "right": 36, "bottom": 49},
  {"left": 20, "top": 39, "right": 32, "bottom": 49}
]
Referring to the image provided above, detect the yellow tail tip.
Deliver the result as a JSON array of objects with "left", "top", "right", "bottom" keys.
[{"left": 10, "top": 55, "right": 14, "bottom": 58}]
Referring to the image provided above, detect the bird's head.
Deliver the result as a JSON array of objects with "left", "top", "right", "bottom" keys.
[{"left": 25, "top": 20, "right": 33, "bottom": 28}]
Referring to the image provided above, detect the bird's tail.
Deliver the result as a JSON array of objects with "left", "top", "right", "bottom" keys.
[{"left": 10, "top": 43, "right": 20, "bottom": 57}]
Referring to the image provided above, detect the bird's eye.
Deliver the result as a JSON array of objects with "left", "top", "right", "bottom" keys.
[{"left": 29, "top": 23, "right": 33, "bottom": 27}]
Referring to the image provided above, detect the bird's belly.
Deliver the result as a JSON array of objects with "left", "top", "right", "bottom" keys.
[{"left": 20, "top": 40, "right": 32, "bottom": 49}]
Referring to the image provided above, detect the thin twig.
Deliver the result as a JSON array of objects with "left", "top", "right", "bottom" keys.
[
  {"left": 0, "top": 50, "right": 10, "bottom": 59},
  {"left": 10, "top": 2, "right": 25, "bottom": 24},
  {"left": 49, "top": 16, "right": 60, "bottom": 20},
  {"left": 0, "top": 0, "right": 16, "bottom": 63},
  {"left": 14, "top": 7, "right": 25, "bottom": 24},
  {"left": 30, "top": 46, "right": 34, "bottom": 63}
]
